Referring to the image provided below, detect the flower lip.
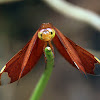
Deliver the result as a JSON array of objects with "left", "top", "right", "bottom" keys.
[{"left": 38, "top": 28, "right": 55, "bottom": 41}]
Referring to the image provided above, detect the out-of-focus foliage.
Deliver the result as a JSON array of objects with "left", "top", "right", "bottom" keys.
[{"left": 0, "top": 0, "right": 22, "bottom": 4}]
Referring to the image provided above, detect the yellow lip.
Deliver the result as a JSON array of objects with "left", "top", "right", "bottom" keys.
[
  {"left": 42, "top": 33, "right": 52, "bottom": 41},
  {"left": 43, "top": 37, "right": 51, "bottom": 41}
]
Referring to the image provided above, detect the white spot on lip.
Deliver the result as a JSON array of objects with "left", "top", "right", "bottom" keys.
[
  {"left": 40, "top": 28, "right": 52, "bottom": 35},
  {"left": 1, "top": 72, "right": 11, "bottom": 85},
  {"left": 0, "top": 65, "right": 6, "bottom": 73},
  {"left": 47, "top": 28, "right": 52, "bottom": 32}
]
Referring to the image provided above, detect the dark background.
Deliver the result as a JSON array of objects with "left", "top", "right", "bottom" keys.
[{"left": 0, "top": 0, "right": 100, "bottom": 100}]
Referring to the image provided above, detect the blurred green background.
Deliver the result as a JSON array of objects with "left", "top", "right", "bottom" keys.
[{"left": 0, "top": 0, "right": 100, "bottom": 100}]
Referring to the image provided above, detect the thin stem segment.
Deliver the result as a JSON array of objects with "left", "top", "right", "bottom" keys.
[{"left": 30, "top": 46, "right": 54, "bottom": 100}]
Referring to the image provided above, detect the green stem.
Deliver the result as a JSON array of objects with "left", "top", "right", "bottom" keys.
[{"left": 30, "top": 46, "right": 54, "bottom": 100}]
